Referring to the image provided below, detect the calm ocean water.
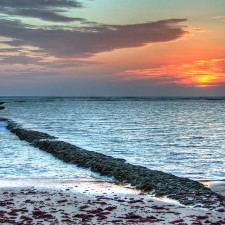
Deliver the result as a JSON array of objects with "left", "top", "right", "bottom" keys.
[{"left": 0, "top": 97, "right": 225, "bottom": 181}]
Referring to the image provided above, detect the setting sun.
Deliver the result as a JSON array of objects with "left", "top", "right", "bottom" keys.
[
  {"left": 185, "top": 59, "right": 225, "bottom": 87},
  {"left": 195, "top": 74, "right": 215, "bottom": 87},
  {"left": 120, "top": 59, "right": 225, "bottom": 89},
  {"left": 187, "top": 70, "right": 216, "bottom": 87}
]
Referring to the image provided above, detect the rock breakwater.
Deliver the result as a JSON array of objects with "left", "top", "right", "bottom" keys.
[{"left": 1, "top": 117, "right": 225, "bottom": 210}]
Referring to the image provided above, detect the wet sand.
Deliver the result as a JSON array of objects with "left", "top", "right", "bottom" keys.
[{"left": 203, "top": 181, "right": 225, "bottom": 197}]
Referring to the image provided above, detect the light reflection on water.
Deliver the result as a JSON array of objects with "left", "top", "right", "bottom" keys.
[
  {"left": 0, "top": 121, "right": 96, "bottom": 180},
  {"left": 0, "top": 97, "right": 225, "bottom": 181}
]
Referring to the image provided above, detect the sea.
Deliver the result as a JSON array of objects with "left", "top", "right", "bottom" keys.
[{"left": 0, "top": 97, "right": 225, "bottom": 182}]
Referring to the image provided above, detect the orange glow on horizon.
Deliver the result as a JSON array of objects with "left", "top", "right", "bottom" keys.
[
  {"left": 185, "top": 69, "right": 218, "bottom": 87},
  {"left": 119, "top": 59, "right": 225, "bottom": 88},
  {"left": 196, "top": 75, "right": 215, "bottom": 87}
]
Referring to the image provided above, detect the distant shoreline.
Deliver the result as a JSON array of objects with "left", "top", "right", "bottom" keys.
[{"left": 0, "top": 96, "right": 225, "bottom": 100}]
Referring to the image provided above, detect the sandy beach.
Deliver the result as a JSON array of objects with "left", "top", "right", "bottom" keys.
[{"left": 0, "top": 179, "right": 225, "bottom": 224}]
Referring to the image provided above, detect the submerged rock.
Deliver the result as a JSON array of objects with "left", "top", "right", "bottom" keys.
[
  {"left": 0, "top": 106, "right": 5, "bottom": 110},
  {"left": 1, "top": 117, "right": 225, "bottom": 209}
]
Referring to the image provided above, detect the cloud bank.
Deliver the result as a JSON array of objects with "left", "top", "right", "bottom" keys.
[
  {"left": 0, "top": 18, "right": 188, "bottom": 57},
  {"left": 0, "top": 1, "right": 189, "bottom": 59}
]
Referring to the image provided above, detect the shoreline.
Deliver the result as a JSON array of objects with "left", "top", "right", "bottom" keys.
[
  {"left": 0, "top": 179, "right": 225, "bottom": 224},
  {"left": 0, "top": 178, "right": 224, "bottom": 196},
  {"left": 1, "top": 104, "right": 225, "bottom": 223},
  {"left": 0, "top": 178, "right": 224, "bottom": 202},
  {"left": 1, "top": 116, "right": 225, "bottom": 209}
]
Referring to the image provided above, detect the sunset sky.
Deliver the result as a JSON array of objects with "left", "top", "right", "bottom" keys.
[{"left": 0, "top": 0, "right": 225, "bottom": 96}]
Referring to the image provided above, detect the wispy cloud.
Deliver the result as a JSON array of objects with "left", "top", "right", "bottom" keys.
[
  {"left": 211, "top": 16, "right": 225, "bottom": 22},
  {"left": 212, "top": 16, "right": 225, "bottom": 19},
  {"left": 0, "top": 0, "right": 83, "bottom": 22},
  {"left": 3, "top": 8, "right": 85, "bottom": 23},
  {"left": 0, "top": 52, "right": 98, "bottom": 72}
]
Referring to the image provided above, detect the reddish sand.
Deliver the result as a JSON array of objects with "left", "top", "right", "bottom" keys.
[{"left": 0, "top": 179, "right": 225, "bottom": 224}]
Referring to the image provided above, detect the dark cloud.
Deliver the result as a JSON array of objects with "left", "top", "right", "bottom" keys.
[
  {"left": 0, "top": 54, "right": 42, "bottom": 65},
  {"left": 0, "top": 18, "right": 188, "bottom": 57},
  {"left": 0, "top": 0, "right": 83, "bottom": 22},
  {"left": 0, "top": 0, "right": 82, "bottom": 8}
]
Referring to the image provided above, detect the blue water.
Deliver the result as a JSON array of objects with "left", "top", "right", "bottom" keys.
[
  {"left": 0, "top": 97, "right": 225, "bottom": 181},
  {"left": 0, "top": 120, "right": 95, "bottom": 180}
]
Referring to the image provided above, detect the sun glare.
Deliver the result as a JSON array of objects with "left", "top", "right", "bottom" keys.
[
  {"left": 190, "top": 71, "right": 216, "bottom": 87},
  {"left": 195, "top": 75, "right": 214, "bottom": 87},
  {"left": 184, "top": 60, "right": 224, "bottom": 87},
  {"left": 120, "top": 59, "right": 225, "bottom": 88}
]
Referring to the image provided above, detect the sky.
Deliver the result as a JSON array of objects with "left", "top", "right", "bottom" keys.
[{"left": 0, "top": 0, "right": 225, "bottom": 96}]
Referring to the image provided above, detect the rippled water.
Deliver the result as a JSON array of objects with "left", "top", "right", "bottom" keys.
[
  {"left": 1, "top": 97, "right": 225, "bottom": 181},
  {"left": 0, "top": 120, "right": 95, "bottom": 180}
]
